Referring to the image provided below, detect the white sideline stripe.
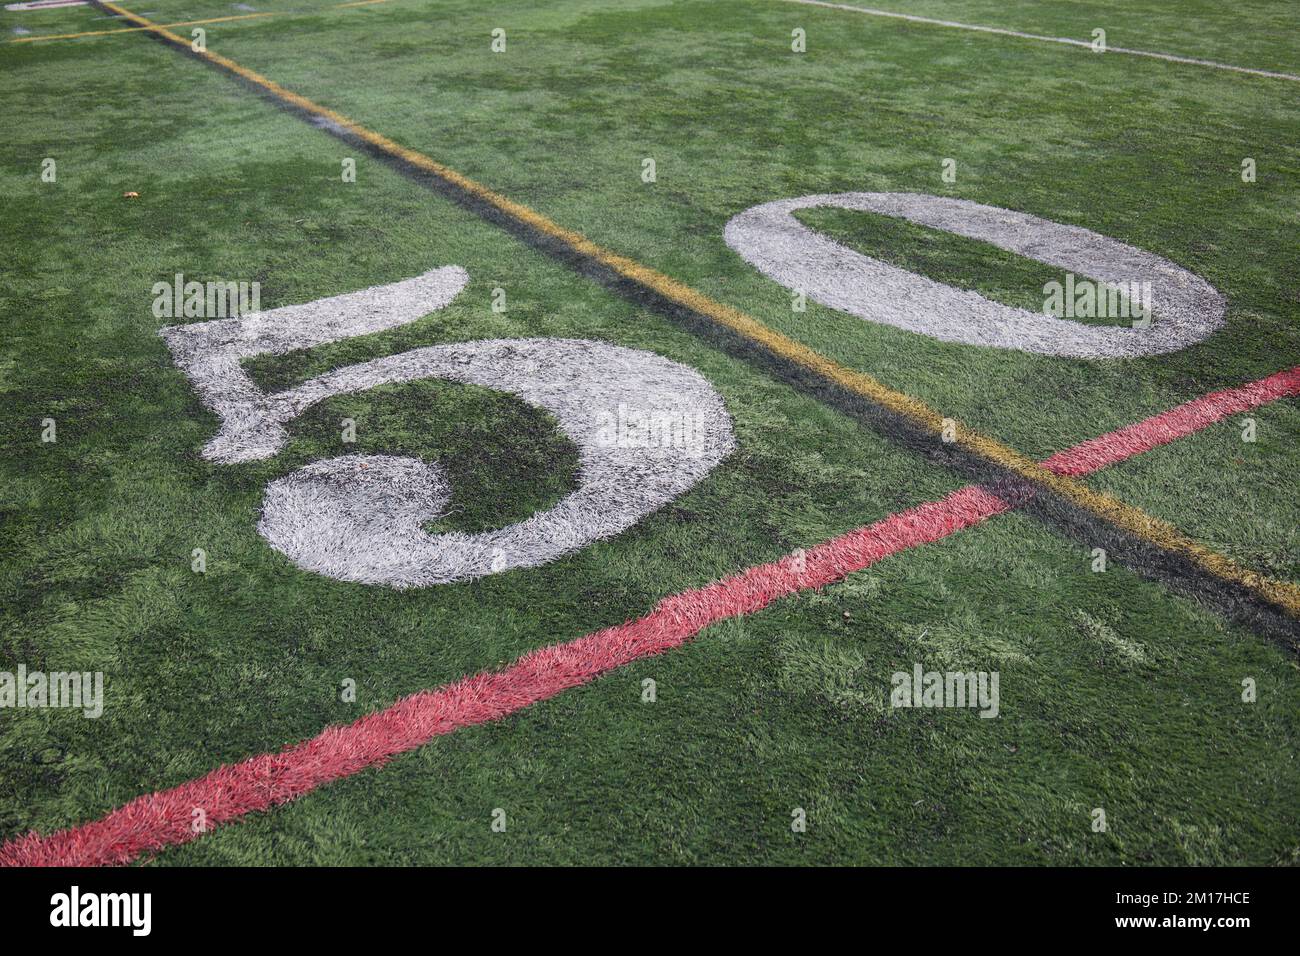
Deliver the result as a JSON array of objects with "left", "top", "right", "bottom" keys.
[
  {"left": 5, "top": 0, "right": 88, "bottom": 8},
  {"left": 779, "top": 0, "right": 1300, "bottom": 83}
]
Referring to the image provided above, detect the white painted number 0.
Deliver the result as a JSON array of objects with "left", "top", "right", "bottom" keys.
[{"left": 725, "top": 192, "right": 1224, "bottom": 358}]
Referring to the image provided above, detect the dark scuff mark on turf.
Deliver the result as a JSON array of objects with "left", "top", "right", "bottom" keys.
[{"left": 107, "top": 6, "right": 1300, "bottom": 651}]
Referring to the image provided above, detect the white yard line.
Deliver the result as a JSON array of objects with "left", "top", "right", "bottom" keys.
[
  {"left": 779, "top": 0, "right": 1300, "bottom": 83},
  {"left": 5, "top": 0, "right": 88, "bottom": 8}
]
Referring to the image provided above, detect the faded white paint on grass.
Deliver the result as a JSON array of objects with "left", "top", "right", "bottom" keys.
[
  {"left": 724, "top": 192, "right": 1224, "bottom": 358},
  {"left": 161, "top": 267, "right": 471, "bottom": 462},
  {"left": 259, "top": 340, "right": 733, "bottom": 586},
  {"left": 162, "top": 270, "right": 735, "bottom": 587}
]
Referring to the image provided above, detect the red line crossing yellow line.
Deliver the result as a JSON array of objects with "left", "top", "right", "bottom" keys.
[{"left": 89, "top": 0, "right": 1300, "bottom": 619}]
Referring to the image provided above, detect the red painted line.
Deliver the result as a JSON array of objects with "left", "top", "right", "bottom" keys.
[
  {"left": 3, "top": 367, "right": 1297, "bottom": 867},
  {"left": 1043, "top": 367, "right": 1300, "bottom": 476}
]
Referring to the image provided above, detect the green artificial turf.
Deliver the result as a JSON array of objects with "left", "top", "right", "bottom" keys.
[{"left": 0, "top": 0, "right": 1297, "bottom": 864}]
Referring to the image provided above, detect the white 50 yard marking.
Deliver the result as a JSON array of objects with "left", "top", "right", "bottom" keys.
[
  {"left": 724, "top": 192, "right": 1224, "bottom": 358},
  {"left": 779, "top": 0, "right": 1300, "bottom": 84},
  {"left": 162, "top": 271, "right": 734, "bottom": 587},
  {"left": 108, "top": 0, "right": 1295, "bottom": 616}
]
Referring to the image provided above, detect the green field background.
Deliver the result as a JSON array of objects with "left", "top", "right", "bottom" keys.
[{"left": 1, "top": 0, "right": 1297, "bottom": 864}]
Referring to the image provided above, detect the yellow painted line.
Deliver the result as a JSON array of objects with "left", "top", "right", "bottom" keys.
[
  {"left": 92, "top": 0, "right": 1300, "bottom": 619},
  {"left": 8, "top": 0, "right": 389, "bottom": 44}
]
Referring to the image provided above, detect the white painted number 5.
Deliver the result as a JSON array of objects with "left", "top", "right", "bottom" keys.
[{"left": 161, "top": 269, "right": 734, "bottom": 587}]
